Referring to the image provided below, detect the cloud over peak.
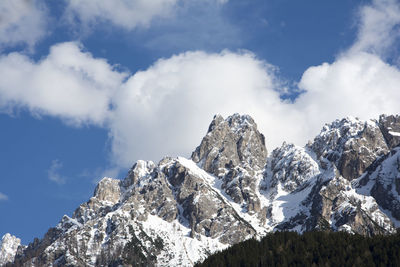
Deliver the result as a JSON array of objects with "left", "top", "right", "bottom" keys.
[{"left": 1, "top": 0, "right": 400, "bottom": 174}]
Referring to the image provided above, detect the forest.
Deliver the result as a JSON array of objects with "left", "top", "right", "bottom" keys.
[{"left": 196, "top": 230, "right": 400, "bottom": 267}]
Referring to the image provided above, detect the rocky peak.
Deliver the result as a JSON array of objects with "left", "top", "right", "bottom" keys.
[
  {"left": 267, "top": 142, "right": 320, "bottom": 193},
  {"left": 192, "top": 113, "right": 267, "bottom": 176},
  {"left": 122, "top": 160, "right": 156, "bottom": 189},
  {"left": 191, "top": 114, "right": 268, "bottom": 216},
  {"left": 0, "top": 233, "right": 21, "bottom": 266},
  {"left": 378, "top": 114, "right": 400, "bottom": 149},
  {"left": 93, "top": 177, "right": 121, "bottom": 204},
  {"left": 72, "top": 177, "right": 122, "bottom": 225},
  {"left": 310, "top": 117, "right": 389, "bottom": 180}
]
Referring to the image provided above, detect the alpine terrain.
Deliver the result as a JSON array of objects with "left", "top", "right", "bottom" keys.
[{"left": 1, "top": 113, "right": 400, "bottom": 266}]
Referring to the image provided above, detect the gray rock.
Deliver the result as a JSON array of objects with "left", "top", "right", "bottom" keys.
[
  {"left": 192, "top": 113, "right": 267, "bottom": 174},
  {"left": 367, "top": 148, "right": 400, "bottom": 221},
  {"left": 379, "top": 114, "right": 400, "bottom": 149},
  {"left": 192, "top": 114, "right": 267, "bottom": 215},
  {"left": 310, "top": 117, "right": 389, "bottom": 180},
  {"left": 267, "top": 142, "right": 320, "bottom": 192}
]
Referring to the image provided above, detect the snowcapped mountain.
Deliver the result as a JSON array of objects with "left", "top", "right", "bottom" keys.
[{"left": 3, "top": 113, "right": 400, "bottom": 266}]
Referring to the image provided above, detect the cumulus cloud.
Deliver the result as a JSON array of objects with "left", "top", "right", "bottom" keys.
[
  {"left": 0, "top": 0, "right": 48, "bottom": 49},
  {"left": 0, "top": 42, "right": 126, "bottom": 126},
  {"left": 0, "top": 42, "right": 295, "bottom": 167},
  {"left": 109, "top": 51, "right": 293, "bottom": 166},
  {"left": 1, "top": 0, "right": 400, "bottom": 173},
  {"left": 64, "top": 0, "right": 228, "bottom": 31},
  {"left": 296, "top": 52, "right": 400, "bottom": 138},
  {"left": 0, "top": 192, "right": 8, "bottom": 201},
  {"left": 47, "top": 159, "right": 66, "bottom": 184},
  {"left": 293, "top": 0, "right": 400, "bottom": 138}
]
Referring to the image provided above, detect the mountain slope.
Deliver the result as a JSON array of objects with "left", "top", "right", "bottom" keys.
[{"left": 3, "top": 113, "right": 400, "bottom": 266}]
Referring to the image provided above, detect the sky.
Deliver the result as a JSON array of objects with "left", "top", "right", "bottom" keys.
[{"left": 1, "top": 0, "right": 400, "bottom": 244}]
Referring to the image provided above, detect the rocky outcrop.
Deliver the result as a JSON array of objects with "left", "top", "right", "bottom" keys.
[
  {"left": 310, "top": 117, "right": 389, "bottom": 180},
  {"left": 192, "top": 114, "right": 267, "bottom": 173},
  {"left": 192, "top": 114, "right": 268, "bottom": 215},
  {"left": 165, "top": 159, "right": 256, "bottom": 243},
  {"left": 0, "top": 234, "right": 21, "bottom": 266},
  {"left": 365, "top": 148, "right": 400, "bottom": 221},
  {"left": 267, "top": 143, "right": 320, "bottom": 193},
  {"left": 379, "top": 114, "right": 400, "bottom": 149}
]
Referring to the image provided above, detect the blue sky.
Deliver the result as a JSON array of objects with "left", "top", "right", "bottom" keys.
[{"left": 1, "top": 0, "right": 400, "bottom": 244}]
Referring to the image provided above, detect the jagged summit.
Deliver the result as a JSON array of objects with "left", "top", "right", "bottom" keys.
[
  {"left": 5, "top": 113, "right": 400, "bottom": 267},
  {"left": 192, "top": 113, "right": 267, "bottom": 174},
  {"left": 310, "top": 116, "right": 389, "bottom": 180},
  {"left": 0, "top": 233, "right": 21, "bottom": 266}
]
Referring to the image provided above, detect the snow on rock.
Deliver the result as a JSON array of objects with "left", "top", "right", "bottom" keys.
[
  {"left": 309, "top": 117, "right": 389, "bottom": 180},
  {"left": 267, "top": 142, "right": 320, "bottom": 193},
  {"left": 0, "top": 233, "right": 21, "bottom": 265},
  {"left": 363, "top": 147, "right": 400, "bottom": 222}
]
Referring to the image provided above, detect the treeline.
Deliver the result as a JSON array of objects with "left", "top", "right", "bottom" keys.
[{"left": 196, "top": 230, "right": 400, "bottom": 267}]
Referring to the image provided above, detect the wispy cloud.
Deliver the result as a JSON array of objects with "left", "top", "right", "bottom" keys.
[
  {"left": 64, "top": 0, "right": 229, "bottom": 32},
  {"left": 350, "top": 0, "right": 400, "bottom": 57},
  {"left": 79, "top": 167, "right": 121, "bottom": 184},
  {"left": 0, "top": 192, "right": 8, "bottom": 201},
  {"left": 47, "top": 159, "right": 66, "bottom": 185},
  {"left": 0, "top": 0, "right": 48, "bottom": 50}
]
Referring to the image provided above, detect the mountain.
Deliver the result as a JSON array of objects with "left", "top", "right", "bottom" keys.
[
  {"left": 2, "top": 113, "right": 400, "bottom": 266},
  {"left": 0, "top": 234, "right": 22, "bottom": 266}
]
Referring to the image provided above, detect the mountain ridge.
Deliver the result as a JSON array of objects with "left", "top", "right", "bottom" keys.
[{"left": 2, "top": 113, "right": 400, "bottom": 266}]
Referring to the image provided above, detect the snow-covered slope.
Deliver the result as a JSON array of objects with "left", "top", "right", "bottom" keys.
[{"left": 5, "top": 113, "right": 400, "bottom": 267}]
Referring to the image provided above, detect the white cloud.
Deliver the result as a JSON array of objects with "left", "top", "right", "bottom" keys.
[
  {"left": 292, "top": 0, "right": 400, "bottom": 139},
  {"left": 350, "top": 0, "right": 400, "bottom": 56},
  {"left": 1, "top": 0, "right": 400, "bottom": 174},
  {"left": 0, "top": 0, "right": 48, "bottom": 49},
  {"left": 64, "top": 0, "right": 178, "bottom": 30},
  {"left": 295, "top": 52, "right": 400, "bottom": 139},
  {"left": 47, "top": 159, "right": 66, "bottom": 184},
  {"left": 142, "top": 0, "right": 240, "bottom": 53},
  {"left": 64, "top": 0, "right": 228, "bottom": 31},
  {"left": 109, "top": 50, "right": 292, "bottom": 166},
  {"left": 0, "top": 42, "right": 294, "bottom": 167},
  {"left": 0, "top": 192, "right": 8, "bottom": 201},
  {"left": 0, "top": 42, "right": 127, "bottom": 126}
]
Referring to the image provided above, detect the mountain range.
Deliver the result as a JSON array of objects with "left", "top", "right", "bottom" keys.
[{"left": 1, "top": 113, "right": 400, "bottom": 266}]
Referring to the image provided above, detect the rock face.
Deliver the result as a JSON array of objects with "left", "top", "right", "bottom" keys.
[
  {"left": 192, "top": 114, "right": 268, "bottom": 216},
  {"left": 192, "top": 114, "right": 267, "bottom": 174},
  {"left": 363, "top": 147, "right": 400, "bottom": 221},
  {"left": 0, "top": 233, "right": 21, "bottom": 266},
  {"left": 310, "top": 117, "right": 389, "bottom": 181},
  {"left": 379, "top": 114, "right": 400, "bottom": 149},
  {"left": 6, "top": 114, "right": 400, "bottom": 266}
]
